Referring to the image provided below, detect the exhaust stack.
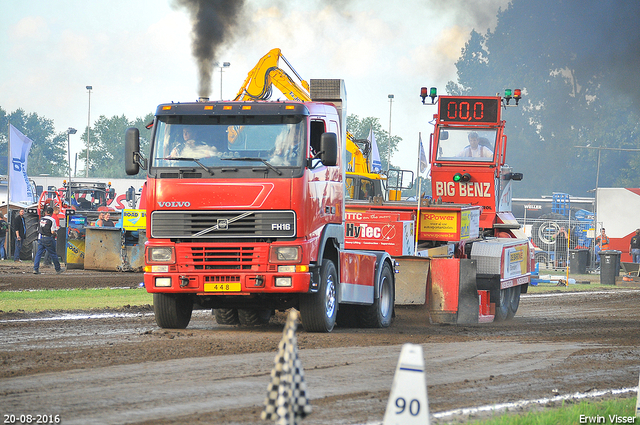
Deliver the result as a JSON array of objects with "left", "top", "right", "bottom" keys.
[{"left": 198, "top": 96, "right": 209, "bottom": 102}]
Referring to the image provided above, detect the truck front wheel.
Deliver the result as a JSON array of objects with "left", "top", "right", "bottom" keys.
[
  {"left": 300, "top": 259, "right": 337, "bottom": 333},
  {"left": 153, "top": 293, "right": 193, "bottom": 329}
]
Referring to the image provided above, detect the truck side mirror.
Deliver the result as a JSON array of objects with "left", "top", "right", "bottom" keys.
[
  {"left": 320, "top": 132, "right": 338, "bottom": 166},
  {"left": 125, "top": 127, "right": 146, "bottom": 175}
]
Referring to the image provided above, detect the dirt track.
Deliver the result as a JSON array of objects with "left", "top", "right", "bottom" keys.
[{"left": 1, "top": 262, "right": 639, "bottom": 424}]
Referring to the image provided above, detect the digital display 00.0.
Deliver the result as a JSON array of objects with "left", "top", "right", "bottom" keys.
[{"left": 438, "top": 97, "right": 500, "bottom": 124}]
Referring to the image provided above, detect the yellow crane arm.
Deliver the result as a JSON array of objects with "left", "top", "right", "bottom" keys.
[
  {"left": 234, "top": 48, "right": 311, "bottom": 102},
  {"left": 346, "top": 131, "right": 370, "bottom": 175}
]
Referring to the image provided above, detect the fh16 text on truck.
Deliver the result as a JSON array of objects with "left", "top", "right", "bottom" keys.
[{"left": 125, "top": 68, "right": 531, "bottom": 332}]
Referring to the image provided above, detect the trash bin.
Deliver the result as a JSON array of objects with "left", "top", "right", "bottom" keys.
[
  {"left": 569, "top": 249, "right": 589, "bottom": 274},
  {"left": 600, "top": 250, "right": 621, "bottom": 285}
]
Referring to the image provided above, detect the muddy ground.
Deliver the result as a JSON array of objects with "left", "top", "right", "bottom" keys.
[{"left": 1, "top": 261, "right": 640, "bottom": 424}]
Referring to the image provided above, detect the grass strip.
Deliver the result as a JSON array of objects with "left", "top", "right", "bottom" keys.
[
  {"left": 0, "top": 288, "right": 152, "bottom": 313},
  {"left": 471, "top": 397, "right": 637, "bottom": 424}
]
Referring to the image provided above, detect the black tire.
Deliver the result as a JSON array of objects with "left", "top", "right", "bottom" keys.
[
  {"left": 21, "top": 212, "right": 39, "bottom": 260},
  {"left": 213, "top": 308, "right": 239, "bottom": 325},
  {"left": 356, "top": 262, "right": 395, "bottom": 328},
  {"left": 153, "top": 293, "right": 193, "bottom": 329},
  {"left": 494, "top": 287, "right": 519, "bottom": 322},
  {"left": 508, "top": 286, "right": 521, "bottom": 320},
  {"left": 300, "top": 259, "right": 338, "bottom": 333},
  {"left": 237, "top": 308, "right": 273, "bottom": 326}
]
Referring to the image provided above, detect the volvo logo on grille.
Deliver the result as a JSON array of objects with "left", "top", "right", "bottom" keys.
[{"left": 217, "top": 219, "right": 229, "bottom": 230}]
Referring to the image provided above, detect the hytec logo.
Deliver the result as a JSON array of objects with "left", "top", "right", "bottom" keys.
[
  {"left": 346, "top": 222, "right": 382, "bottom": 239},
  {"left": 434, "top": 181, "right": 491, "bottom": 198},
  {"left": 158, "top": 201, "right": 191, "bottom": 208}
]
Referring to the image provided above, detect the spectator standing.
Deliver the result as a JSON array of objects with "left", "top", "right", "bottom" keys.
[
  {"left": 630, "top": 229, "right": 640, "bottom": 263},
  {"left": 42, "top": 205, "right": 61, "bottom": 267},
  {"left": 94, "top": 212, "right": 105, "bottom": 227},
  {"left": 102, "top": 212, "right": 115, "bottom": 227},
  {"left": 0, "top": 213, "right": 8, "bottom": 260},
  {"left": 11, "top": 208, "right": 26, "bottom": 262},
  {"left": 595, "top": 228, "right": 610, "bottom": 265},
  {"left": 33, "top": 206, "right": 63, "bottom": 275}
]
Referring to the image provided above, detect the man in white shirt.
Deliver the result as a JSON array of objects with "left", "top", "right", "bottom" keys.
[{"left": 457, "top": 132, "right": 493, "bottom": 158}]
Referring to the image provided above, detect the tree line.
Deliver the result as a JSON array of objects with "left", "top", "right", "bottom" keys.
[
  {"left": 0, "top": 107, "right": 152, "bottom": 179},
  {"left": 446, "top": 0, "right": 640, "bottom": 197}
]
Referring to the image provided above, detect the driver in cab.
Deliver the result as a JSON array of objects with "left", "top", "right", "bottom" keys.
[
  {"left": 456, "top": 131, "right": 493, "bottom": 158},
  {"left": 170, "top": 126, "right": 219, "bottom": 158}
]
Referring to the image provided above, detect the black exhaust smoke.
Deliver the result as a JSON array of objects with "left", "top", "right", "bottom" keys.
[{"left": 175, "top": 0, "right": 245, "bottom": 98}]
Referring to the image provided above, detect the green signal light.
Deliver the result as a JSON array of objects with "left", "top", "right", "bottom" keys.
[
  {"left": 453, "top": 173, "right": 471, "bottom": 182},
  {"left": 505, "top": 89, "right": 512, "bottom": 98}
]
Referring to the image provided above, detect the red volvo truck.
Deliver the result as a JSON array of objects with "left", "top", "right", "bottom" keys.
[{"left": 125, "top": 79, "right": 395, "bottom": 332}]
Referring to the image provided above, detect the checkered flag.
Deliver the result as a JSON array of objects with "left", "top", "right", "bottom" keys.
[{"left": 261, "top": 309, "right": 311, "bottom": 424}]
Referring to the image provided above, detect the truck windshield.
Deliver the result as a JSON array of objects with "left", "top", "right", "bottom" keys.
[
  {"left": 150, "top": 115, "right": 306, "bottom": 169},
  {"left": 435, "top": 128, "right": 497, "bottom": 162}
]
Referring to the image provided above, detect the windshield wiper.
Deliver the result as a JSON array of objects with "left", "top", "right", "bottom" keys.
[
  {"left": 221, "top": 157, "right": 283, "bottom": 175},
  {"left": 161, "top": 157, "right": 215, "bottom": 175}
]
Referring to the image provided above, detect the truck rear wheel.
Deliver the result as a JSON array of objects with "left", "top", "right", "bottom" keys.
[
  {"left": 213, "top": 308, "right": 239, "bottom": 325},
  {"left": 153, "top": 293, "right": 193, "bottom": 329},
  {"left": 357, "top": 262, "right": 394, "bottom": 328},
  {"left": 494, "top": 287, "right": 519, "bottom": 322},
  {"left": 238, "top": 308, "right": 273, "bottom": 326},
  {"left": 300, "top": 259, "right": 337, "bottom": 333},
  {"left": 508, "top": 287, "right": 521, "bottom": 320}
]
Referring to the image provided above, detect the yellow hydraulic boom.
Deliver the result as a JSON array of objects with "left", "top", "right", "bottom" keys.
[{"left": 234, "top": 48, "right": 311, "bottom": 102}]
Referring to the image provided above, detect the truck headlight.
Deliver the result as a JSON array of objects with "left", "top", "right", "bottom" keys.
[
  {"left": 270, "top": 246, "right": 301, "bottom": 263},
  {"left": 147, "top": 247, "right": 175, "bottom": 263}
]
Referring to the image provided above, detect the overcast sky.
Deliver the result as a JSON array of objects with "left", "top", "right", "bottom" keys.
[{"left": 1, "top": 0, "right": 509, "bottom": 174}]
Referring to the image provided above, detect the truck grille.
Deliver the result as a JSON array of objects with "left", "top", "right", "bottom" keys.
[
  {"left": 177, "top": 245, "right": 268, "bottom": 271},
  {"left": 150, "top": 210, "right": 296, "bottom": 239}
]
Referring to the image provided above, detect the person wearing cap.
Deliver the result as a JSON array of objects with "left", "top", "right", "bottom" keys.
[
  {"left": 33, "top": 206, "right": 64, "bottom": 275},
  {"left": 629, "top": 229, "right": 640, "bottom": 263}
]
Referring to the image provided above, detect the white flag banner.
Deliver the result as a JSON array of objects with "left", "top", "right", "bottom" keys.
[
  {"left": 9, "top": 125, "right": 34, "bottom": 203},
  {"left": 419, "top": 134, "right": 428, "bottom": 174},
  {"left": 369, "top": 128, "right": 382, "bottom": 173}
]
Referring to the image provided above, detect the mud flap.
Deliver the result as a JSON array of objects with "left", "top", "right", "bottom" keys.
[
  {"left": 394, "top": 256, "right": 430, "bottom": 305},
  {"left": 457, "top": 259, "right": 479, "bottom": 325},
  {"left": 428, "top": 258, "right": 478, "bottom": 325}
]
